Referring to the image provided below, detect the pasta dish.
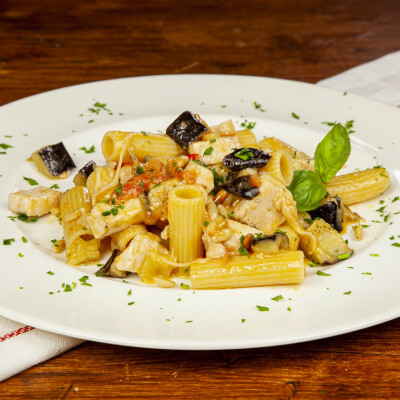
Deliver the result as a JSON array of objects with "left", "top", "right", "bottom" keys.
[{"left": 8, "top": 111, "right": 390, "bottom": 289}]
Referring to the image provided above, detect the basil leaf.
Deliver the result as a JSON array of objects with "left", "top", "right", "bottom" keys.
[
  {"left": 314, "top": 123, "right": 350, "bottom": 183},
  {"left": 287, "top": 170, "right": 327, "bottom": 212}
]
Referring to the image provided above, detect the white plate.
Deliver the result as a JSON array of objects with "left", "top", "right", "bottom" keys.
[{"left": 1, "top": 74, "right": 400, "bottom": 350}]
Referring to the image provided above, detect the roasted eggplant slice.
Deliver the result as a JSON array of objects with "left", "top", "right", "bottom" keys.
[
  {"left": 222, "top": 148, "right": 271, "bottom": 171},
  {"left": 73, "top": 160, "right": 97, "bottom": 187},
  {"left": 224, "top": 175, "right": 260, "bottom": 199},
  {"left": 301, "top": 219, "right": 353, "bottom": 265},
  {"left": 166, "top": 111, "right": 208, "bottom": 150},
  {"left": 31, "top": 142, "right": 76, "bottom": 179},
  {"left": 309, "top": 196, "right": 343, "bottom": 232},
  {"left": 95, "top": 249, "right": 127, "bottom": 278},
  {"left": 251, "top": 232, "right": 290, "bottom": 253}
]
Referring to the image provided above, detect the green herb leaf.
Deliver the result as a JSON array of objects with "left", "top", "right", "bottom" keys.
[
  {"left": 79, "top": 145, "right": 95, "bottom": 154},
  {"left": 21, "top": 236, "right": 27, "bottom": 243},
  {"left": 271, "top": 295, "right": 283, "bottom": 302},
  {"left": 136, "top": 165, "right": 145, "bottom": 175},
  {"left": 287, "top": 170, "right": 327, "bottom": 212},
  {"left": 47, "top": 271, "right": 54, "bottom": 275},
  {"left": 256, "top": 305, "right": 269, "bottom": 311},
  {"left": 0, "top": 143, "right": 13, "bottom": 150},
  {"left": 50, "top": 184, "right": 60, "bottom": 189},
  {"left": 23, "top": 176, "right": 39, "bottom": 186},
  {"left": 115, "top": 184, "right": 123, "bottom": 196},
  {"left": 343, "top": 291, "right": 352, "bottom": 295},
  {"left": 239, "top": 235, "right": 249, "bottom": 256},
  {"left": 291, "top": 112, "right": 300, "bottom": 120},
  {"left": 3, "top": 238, "right": 15, "bottom": 245},
  {"left": 314, "top": 124, "right": 351, "bottom": 183},
  {"left": 338, "top": 253, "right": 351, "bottom": 260},
  {"left": 234, "top": 148, "right": 255, "bottom": 161},
  {"left": 316, "top": 270, "right": 331, "bottom": 276},
  {"left": 180, "top": 283, "right": 190, "bottom": 290},
  {"left": 203, "top": 147, "right": 213, "bottom": 156},
  {"left": 391, "top": 242, "right": 400, "bottom": 248},
  {"left": 17, "top": 214, "right": 38, "bottom": 223}
]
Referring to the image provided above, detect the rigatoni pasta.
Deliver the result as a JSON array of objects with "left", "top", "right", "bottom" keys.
[{"left": 10, "top": 111, "right": 391, "bottom": 290}]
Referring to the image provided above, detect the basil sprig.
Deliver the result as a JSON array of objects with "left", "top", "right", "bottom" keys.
[
  {"left": 287, "top": 123, "right": 350, "bottom": 212},
  {"left": 287, "top": 170, "right": 327, "bottom": 212},
  {"left": 314, "top": 124, "right": 351, "bottom": 183}
]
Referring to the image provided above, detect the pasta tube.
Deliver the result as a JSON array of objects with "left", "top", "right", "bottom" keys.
[
  {"left": 325, "top": 167, "right": 390, "bottom": 205},
  {"left": 258, "top": 137, "right": 310, "bottom": 160},
  {"left": 168, "top": 185, "right": 206, "bottom": 263},
  {"left": 236, "top": 129, "right": 258, "bottom": 148},
  {"left": 60, "top": 186, "right": 100, "bottom": 265},
  {"left": 190, "top": 251, "right": 305, "bottom": 289},
  {"left": 261, "top": 150, "right": 294, "bottom": 186},
  {"left": 102, "top": 131, "right": 185, "bottom": 162}
]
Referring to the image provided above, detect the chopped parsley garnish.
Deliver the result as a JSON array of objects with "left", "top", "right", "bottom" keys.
[
  {"left": 227, "top": 211, "right": 235, "bottom": 218},
  {"left": 101, "top": 205, "right": 123, "bottom": 216},
  {"left": 370, "top": 253, "right": 380, "bottom": 257},
  {"left": 18, "top": 252, "right": 24, "bottom": 257},
  {"left": 360, "top": 224, "right": 370, "bottom": 229},
  {"left": 128, "top": 302, "right": 135, "bottom": 305},
  {"left": 211, "top": 168, "right": 225, "bottom": 186},
  {"left": 362, "top": 272, "right": 372, "bottom": 275},
  {"left": 23, "top": 176, "right": 38, "bottom": 186},
  {"left": 17, "top": 214, "right": 38, "bottom": 223},
  {"left": 203, "top": 147, "right": 214, "bottom": 156},
  {"left": 240, "top": 120, "right": 256, "bottom": 130},
  {"left": 47, "top": 271, "right": 54, "bottom": 275},
  {"left": 51, "top": 239, "right": 58, "bottom": 243},
  {"left": 64, "top": 284, "right": 72, "bottom": 292},
  {"left": 241, "top": 319, "right": 246, "bottom": 323},
  {"left": 0, "top": 143, "right": 13, "bottom": 150},
  {"left": 136, "top": 165, "right": 144, "bottom": 175},
  {"left": 338, "top": 253, "right": 350, "bottom": 260},
  {"left": 115, "top": 184, "right": 123, "bottom": 196},
  {"left": 127, "top": 289, "right": 132, "bottom": 296},
  {"left": 344, "top": 120, "right": 355, "bottom": 134},
  {"left": 209, "top": 139, "right": 216, "bottom": 143},
  {"left": 239, "top": 235, "right": 249, "bottom": 256},
  {"left": 180, "top": 283, "right": 190, "bottom": 290},
  {"left": 392, "top": 196, "right": 399, "bottom": 202},
  {"left": 79, "top": 145, "right": 95, "bottom": 154},
  {"left": 271, "top": 295, "right": 283, "bottom": 302},
  {"left": 50, "top": 184, "right": 60, "bottom": 189},
  {"left": 391, "top": 243, "right": 400, "bottom": 247},
  {"left": 204, "top": 221, "right": 210, "bottom": 226},
  {"left": 287, "top": 307, "right": 292, "bottom": 311},
  {"left": 139, "top": 181, "right": 144, "bottom": 187},
  {"left": 291, "top": 112, "right": 300, "bottom": 120},
  {"left": 234, "top": 148, "right": 255, "bottom": 161},
  {"left": 343, "top": 291, "right": 352, "bottom": 295},
  {"left": 141, "top": 131, "right": 148, "bottom": 136},
  {"left": 256, "top": 305, "right": 269, "bottom": 311},
  {"left": 185, "top": 320, "right": 193, "bottom": 323},
  {"left": 253, "top": 101, "right": 266, "bottom": 112},
  {"left": 316, "top": 270, "right": 331, "bottom": 276},
  {"left": 21, "top": 236, "right": 27, "bottom": 243},
  {"left": 3, "top": 238, "right": 15, "bottom": 245}
]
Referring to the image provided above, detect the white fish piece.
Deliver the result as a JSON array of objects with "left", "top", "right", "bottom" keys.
[
  {"left": 8, "top": 186, "right": 62, "bottom": 217},
  {"left": 87, "top": 198, "right": 145, "bottom": 239},
  {"left": 114, "top": 232, "right": 169, "bottom": 274},
  {"left": 184, "top": 161, "right": 214, "bottom": 193},
  {"left": 188, "top": 136, "right": 240, "bottom": 165},
  {"left": 223, "top": 220, "right": 263, "bottom": 253}
]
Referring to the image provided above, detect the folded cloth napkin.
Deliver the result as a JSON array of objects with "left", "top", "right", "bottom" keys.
[{"left": 1, "top": 50, "right": 400, "bottom": 382}]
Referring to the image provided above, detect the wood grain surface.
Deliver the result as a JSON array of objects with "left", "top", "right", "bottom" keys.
[{"left": 1, "top": 0, "right": 400, "bottom": 398}]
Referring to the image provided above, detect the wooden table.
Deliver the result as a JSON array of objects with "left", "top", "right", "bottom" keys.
[{"left": 1, "top": 1, "right": 400, "bottom": 398}]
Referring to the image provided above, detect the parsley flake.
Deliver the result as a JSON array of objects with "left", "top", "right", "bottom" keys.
[
  {"left": 3, "top": 238, "right": 15, "bottom": 245},
  {"left": 271, "top": 295, "right": 283, "bottom": 302},
  {"left": 203, "top": 147, "right": 213, "bottom": 156},
  {"left": 180, "top": 283, "right": 190, "bottom": 290},
  {"left": 256, "top": 305, "right": 269, "bottom": 311},
  {"left": 291, "top": 112, "right": 300, "bottom": 120},
  {"left": 316, "top": 270, "right": 331, "bottom": 276},
  {"left": 23, "top": 177, "right": 38, "bottom": 186},
  {"left": 79, "top": 145, "right": 95, "bottom": 154}
]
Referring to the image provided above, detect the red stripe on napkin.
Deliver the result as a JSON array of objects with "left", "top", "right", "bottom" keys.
[{"left": 0, "top": 326, "right": 35, "bottom": 343}]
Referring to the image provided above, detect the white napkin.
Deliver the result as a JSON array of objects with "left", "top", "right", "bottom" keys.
[{"left": 1, "top": 50, "right": 400, "bottom": 382}]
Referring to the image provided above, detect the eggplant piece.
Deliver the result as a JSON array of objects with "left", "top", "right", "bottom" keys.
[
  {"left": 309, "top": 196, "right": 343, "bottom": 232},
  {"left": 166, "top": 111, "right": 208, "bottom": 150},
  {"left": 251, "top": 232, "right": 290, "bottom": 253},
  {"left": 73, "top": 160, "right": 97, "bottom": 186},
  {"left": 31, "top": 142, "right": 76, "bottom": 179},
  {"left": 222, "top": 148, "right": 271, "bottom": 171},
  {"left": 223, "top": 175, "right": 260, "bottom": 199},
  {"left": 95, "top": 249, "right": 127, "bottom": 278},
  {"left": 301, "top": 219, "right": 353, "bottom": 265}
]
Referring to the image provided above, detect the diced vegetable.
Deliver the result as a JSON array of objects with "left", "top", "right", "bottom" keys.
[
  {"left": 73, "top": 160, "right": 97, "bottom": 186},
  {"left": 222, "top": 148, "right": 271, "bottom": 171},
  {"left": 308, "top": 196, "right": 343, "bottom": 232},
  {"left": 224, "top": 175, "right": 260, "bottom": 199},
  {"left": 166, "top": 111, "right": 208, "bottom": 150},
  {"left": 251, "top": 233, "right": 290, "bottom": 253},
  {"left": 31, "top": 142, "right": 76, "bottom": 179}
]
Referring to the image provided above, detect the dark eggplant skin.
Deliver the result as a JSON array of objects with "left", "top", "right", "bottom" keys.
[
  {"left": 223, "top": 176, "right": 260, "bottom": 199},
  {"left": 222, "top": 148, "right": 271, "bottom": 171},
  {"left": 309, "top": 197, "right": 343, "bottom": 232},
  {"left": 166, "top": 111, "right": 208, "bottom": 150},
  {"left": 73, "top": 160, "right": 97, "bottom": 186},
  {"left": 95, "top": 249, "right": 120, "bottom": 277},
  {"left": 38, "top": 142, "right": 76, "bottom": 176}
]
